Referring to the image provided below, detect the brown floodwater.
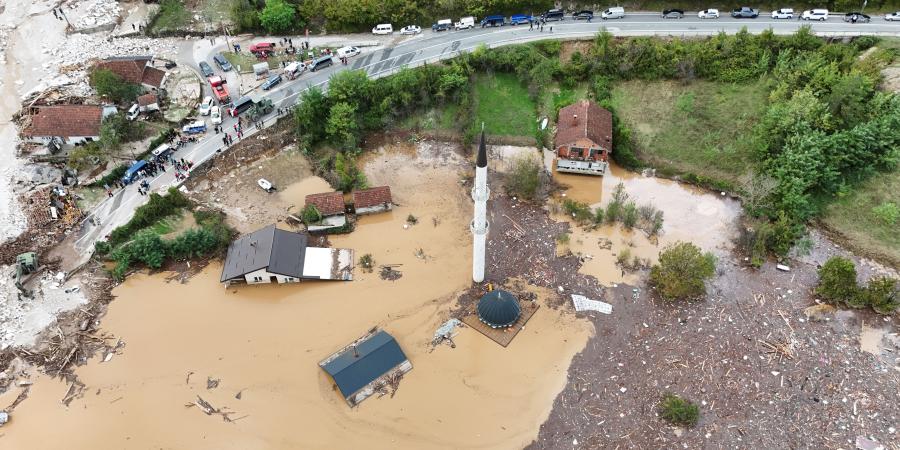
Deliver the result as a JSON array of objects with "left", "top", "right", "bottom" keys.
[
  {"left": 554, "top": 163, "right": 742, "bottom": 285},
  {"left": 0, "top": 143, "right": 593, "bottom": 449},
  {"left": 278, "top": 176, "right": 334, "bottom": 207}
]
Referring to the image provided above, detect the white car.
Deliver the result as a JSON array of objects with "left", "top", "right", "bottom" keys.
[
  {"left": 771, "top": 8, "right": 794, "bottom": 19},
  {"left": 210, "top": 106, "right": 222, "bottom": 125},
  {"left": 698, "top": 9, "right": 719, "bottom": 18},
  {"left": 801, "top": 9, "right": 829, "bottom": 21},
  {"left": 886, "top": 11, "right": 900, "bottom": 21},
  {"left": 400, "top": 25, "right": 422, "bottom": 35},
  {"left": 199, "top": 96, "right": 213, "bottom": 116},
  {"left": 336, "top": 46, "right": 360, "bottom": 59}
]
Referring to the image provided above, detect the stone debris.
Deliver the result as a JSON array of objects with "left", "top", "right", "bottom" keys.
[
  {"left": 65, "top": 0, "right": 121, "bottom": 31},
  {"left": 571, "top": 294, "right": 613, "bottom": 314}
]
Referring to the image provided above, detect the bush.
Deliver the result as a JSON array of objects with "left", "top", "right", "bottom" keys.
[
  {"left": 359, "top": 253, "right": 375, "bottom": 272},
  {"left": 659, "top": 393, "right": 700, "bottom": 427},
  {"left": 621, "top": 202, "right": 638, "bottom": 230},
  {"left": 816, "top": 256, "right": 859, "bottom": 305},
  {"left": 650, "top": 242, "right": 717, "bottom": 301},
  {"left": 562, "top": 199, "right": 594, "bottom": 225},
  {"left": 857, "top": 277, "right": 899, "bottom": 315},
  {"left": 90, "top": 68, "right": 141, "bottom": 104},
  {"left": 107, "top": 188, "right": 190, "bottom": 248},
  {"left": 556, "top": 233, "right": 570, "bottom": 245},
  {"left": 90, "top": 164, "right": 129, "bottom": 188},
  {"left": 333, "top": 152, "right": 367, "bottom": 192},
  {"left": 506, "top": 154, "right": 542, "bottom": 201},
  {"left": 872, "top": 202, "right": 899, "bottom": 226},
  {"left": 301, "top": 204, "right": 322, "bottom": 224},
  {"left": 94, "top": 241, "right": 111, "bottom": 256}
]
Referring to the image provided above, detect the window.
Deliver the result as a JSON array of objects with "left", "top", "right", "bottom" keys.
[{"left": 252, "top": 276, "right": 263, "bottom": 282}]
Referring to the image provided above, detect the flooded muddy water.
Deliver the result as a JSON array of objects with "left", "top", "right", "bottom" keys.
[
  {"left": 1, "top": 143, "right": 593, "bottom": 449},
  {"left": 278, "top": 176, "right": 333, "bottom": 207},
  {"left": 554, "top": 162, "right": 742, "bottom": 285}
]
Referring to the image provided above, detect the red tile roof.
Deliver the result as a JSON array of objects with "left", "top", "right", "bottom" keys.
[
  {"left": 305, "top": 191, "right": 345, "bottom": 216},
  {"left": 137, "top": 93, "right": 157, "bottom": 106},
  {"left": 95, "top": 57, "right": 151, "bottom": 84},
  {"left": 142, "top": 66, "right": 166, "bottom": 88},
  {"left": 352, "top": 186, "right": 392, "bottom": 209},
  {"left": 23, "top": 105, "right": 102, "bottom": 138},
  {"left": 554, "top": 100, "right": 613, "bottom": 152}
]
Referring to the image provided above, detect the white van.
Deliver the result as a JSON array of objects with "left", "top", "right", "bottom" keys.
[
  {"left": 372, "top": 23, "right": 393, "bottom": 34},
  {"left": 284, "top": 61, "right": 307, "bottom": 79},
  {"left": 126, "top": 103, "right": 139, "bottom": 121},
  {"left": 801, "top": 9, "right": 829, "bottom": 20},
  {"left": 601, "top": 7, "right": 625, "bottom": 19},
  {"left": 455, "top": 16, "right": 475, "bottom": 29},
  {"left": 336, "top": 46, "right": 360, "bottom": 59}
]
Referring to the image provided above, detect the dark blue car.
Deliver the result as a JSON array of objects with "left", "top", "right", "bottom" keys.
[
  {"left": 261, "top": 74, "right": 282, "bottom": 91},
  {"left": 510, "top": 14, "right": 533, "bottom": 25}
]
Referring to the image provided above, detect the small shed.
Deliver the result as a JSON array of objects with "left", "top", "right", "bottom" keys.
[
  {"left": 352, "top": 186, "right": 392, "bottom": 215},
  {"left": 319, "top": 329, "right": 412, "bottom": 406},
  {"left": 253, "top": 62, "right": 269, "bottom": 79}
]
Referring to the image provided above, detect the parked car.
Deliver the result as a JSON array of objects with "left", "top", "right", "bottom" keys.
[
  {"left": 573, "top": 10, "right": 594, "bottom": 20},
  {"left": 886, "top": 11, "right": 900, "bottom": 21},
  {"left": 400, "top": 25, "right": 422, "bottom": 34},
  {"left": 801, "top": 9, "right": 829, "bottom": 21},
  {"left": 336, "top": 46, "right": 360, "bottom": 59},
  {"left": 126, "top": 103, "right": 140, "bottom": 121},
  {"left": 249, "top": 42, "right": 276, "bottom": 57},
  {"left": 182, "top": 121, "right": 207, "bottom": 135},
  {"left": 198, "top": 61, "right": 214, "bottom": 77},
  {"left": 481, "top": 15, "right": 505, "bottom": 27},
  {"left": 731, "top": 7, "right": 759, "bottom": 18},
  {"left": 372, "top": 23, "right": 393, "bottom": 34},
  {"left": 199, "top": 96, "right": 213, "bottom": 116},
  {"left": 284, "top": 61, "right": 307, "bottom": 79},
  {"left": 510, "top": 14, "right": 534, "bottom": 25},
  {"left": 601, "top": 7, "right": 626, "bottom": 19},
  {"left": 698, "top": 9, "right": 719, "bottom": 18},
  {"left": 309, "top": 56, "right": 333, "bottom": 72},
  {"left": 771, "top": 8, "right": 794, "bottom": 19},
  {"left": 455, "top": 16, "right": 476, "bottom": 30},
  {"left": 257, "top": 178, "right": 275, "bottom": 193},
  {"left": 210, "top": 106, "right": 222, "bottom": 125},
  {"left": 662, "top": 8, "right": 685, "bottom": 18},
  {"left": 261, "top": 74, "right": 282, "bottom": 91},
  {"left": 213, "top": 54, "right": 232, "bottom": 72},
  {"left": 844, "top": 12, "right": 871, "bottom": 22},
  {"left": 432, "top": 19, "right": 452, "bottom": 31},
  {"left": 542, "top": 8, "right": 565, "bottom": 21}
]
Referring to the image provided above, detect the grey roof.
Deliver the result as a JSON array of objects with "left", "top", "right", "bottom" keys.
[
  {"left": 322, "top": 331, "right": 408, "bottom": 400},
  {"left": 219, "top": 224, "right": 307, "bottom": 282},
  {"left": 477, "top": 290, "right": 521, "bottom": 328}
]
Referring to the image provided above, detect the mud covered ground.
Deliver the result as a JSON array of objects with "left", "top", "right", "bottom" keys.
[{"left": 529, "top": 244, "right": 900, "bottom": 449}]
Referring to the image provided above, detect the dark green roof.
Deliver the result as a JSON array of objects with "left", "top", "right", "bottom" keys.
[{"left": 477, "top": 290, "right": 521, "bottom": 328}]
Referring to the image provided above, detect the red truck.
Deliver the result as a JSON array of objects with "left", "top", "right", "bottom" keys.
[{"left": 208, "top": 76, "right": 230, "bottom": 103}]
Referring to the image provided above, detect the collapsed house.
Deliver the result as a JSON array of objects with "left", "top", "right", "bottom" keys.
[
  {"left": 319, "top": 329, "right": 412, "bottom": 407},
  {"left": 94, "top": 56, "right": 168, "bottom": 94},
  {"left": 352, "top": 186, "right": 393, "bottom": 215},
  {"left": 219, "top": 224, "right": 353, "bottom": 285},
  {"left": 555, "top": 100, "right": 613, "bottom": 176},
  {"left": 304, "top": 191, "right": 347, "bottom": 232}
]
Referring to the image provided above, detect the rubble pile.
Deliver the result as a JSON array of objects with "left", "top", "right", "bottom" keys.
[
  {"left": 64, "top": 0, "right": 121, "bottom": 31},
  {"left": 0, "top": 270, "right": 88, "bottom": 349},
  {"left": 0, "top": 187, "right": 84, "bottom": 265}
]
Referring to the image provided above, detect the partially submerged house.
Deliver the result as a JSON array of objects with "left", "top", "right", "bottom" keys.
[
  {"left": 21, "top": 104, "right": 116, "bottom": 147},
  {"left": 304, "top": 191, "right": 347, "bottom": 232},
  {"left": 352, "top": 186, "right": 392, "bottom": 215},
  {"left": 137, "top": 93, "right": 160, "bottom": 112},
  {"left": 95, "top": 56, "right": 168, "bottom": 93},
  {"left": 555, "top": 100, "right": 613, "bottom": 176},
  {"left": 319, "top": 329, "right": 412, "bottom": 407},
  {"left": 219, "top": 224, "right": 353, "bottom": 285}
]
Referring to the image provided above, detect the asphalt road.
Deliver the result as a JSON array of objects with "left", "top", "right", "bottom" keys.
[{"left": 71, "top": 14, "right": 900, "bottom": 259}]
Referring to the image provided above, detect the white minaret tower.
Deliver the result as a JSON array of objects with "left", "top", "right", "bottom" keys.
[{"left": 471, "top": 129, "right": 489, "bottom": 283}]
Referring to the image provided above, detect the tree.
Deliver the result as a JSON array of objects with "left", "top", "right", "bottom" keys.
[
  {"left": 857, "top": 277, "right": 899, "bottom": 315},
  {"left": 301, "top": 204, "right": 322, "bottom": 224},
  {"left": 326, "top": 102, "right": 359, "bottom": 150},
  {"left": 89, "top": 68, "right": 141, "bottom": 104},
  {"left": 258, "top": 0, "right": 296, "bottom": 35},
  {"left": 505, "top": 154, "right": 542, "bottom": 201},
  {"left": 294, "top": 87, "right": 329, "bottom": 146},
  {"left": 649, "top": 242, "right": 716, "bottom": 301},
  {"left": 327, "top": 70, "right": 372, "bottom": 109},
  {"left": 816, "top": 256, "right": 858, "bottom": 304},
  {"left": 333, "top": 152, "right": 367, "bottom": 192},
  {"left": 230, "top": 0, "right": 261, "bottom": 32}
]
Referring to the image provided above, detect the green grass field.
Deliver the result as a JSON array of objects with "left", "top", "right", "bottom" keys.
[
  {"left": 822, "top": 169, "right": 900, "bottom": 266},
  {"left": 474, "top": 73, "right": 536, "bottom": 137},
  {"left": 610, "top": 79, "right": 767, "bottom": 183}
]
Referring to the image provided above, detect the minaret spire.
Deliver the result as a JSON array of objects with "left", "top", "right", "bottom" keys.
[{"left": 471, "top": 125, "right": 489, "bottom": 283}]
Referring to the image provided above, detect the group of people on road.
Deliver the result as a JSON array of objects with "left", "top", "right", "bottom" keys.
[{"left": 529, "top": 17, "right": 559, "bottom": 32}]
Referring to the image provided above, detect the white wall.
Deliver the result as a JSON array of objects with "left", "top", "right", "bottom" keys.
[{"left": 242, "top": 267, "right": 300, "bottom": 284}]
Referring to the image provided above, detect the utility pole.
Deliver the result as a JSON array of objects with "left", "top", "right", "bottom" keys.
[{"left": 223, "top": 24, "right": 232, "bottom": 53}]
